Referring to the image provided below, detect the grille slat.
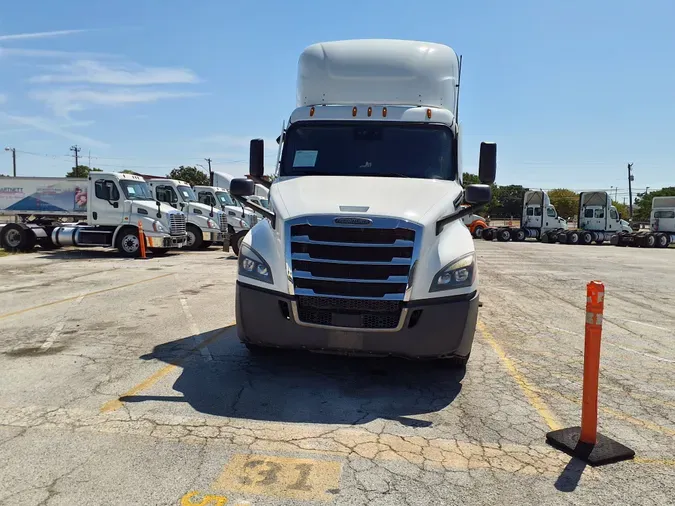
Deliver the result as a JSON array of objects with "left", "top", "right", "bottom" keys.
[
  {"left": 169, "top": 213, "right": 186, "bottom": 235},
  {"left": 290, "top": 220, "right": 418, "bottom": 330},
  {"left": 219, "top": 213, "right": 228, "bottom": 231}
]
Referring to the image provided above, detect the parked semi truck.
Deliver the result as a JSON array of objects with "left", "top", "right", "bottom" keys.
[
  {"left": 461, "top": 211, "right": 488, "bottom": 238},
  {"left": 145, "top": 178, "right": 229, "bottom": 250},
  {"left": 481, "top": 190, "right": 568, "bottom": 242},
  {"left": 0, "top": 173, "right": 187, "bottom": 256},
  {"left": 554, "top": 191, "right": 631, "bottom": 245},
  {"left": 228, "top": 39, "right": 496, "bottom": 364},
  {"left": 613, "top": 196, "right": 675, "bottom": 248},
  {"left": 193, "top": 184, "right": 258, "bottom": 255}
]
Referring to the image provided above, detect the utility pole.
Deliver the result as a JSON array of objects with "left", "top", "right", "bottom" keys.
[
  {"left": 70, "top": 145, "right": 81, "bottom": 170},
  {"left": 627, "top": 162, "right": 634, "bottom": 219},
  {"left": 4, "top": 147, "right": 16, "bottom": 176},
  {"left": 205, "top": 157, "right": 212, "bottom": 185}
]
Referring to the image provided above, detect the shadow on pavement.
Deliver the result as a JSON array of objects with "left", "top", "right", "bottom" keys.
[
  {"left": 121, "top": 325, "right": 465, "bottom": 426},
  {"left": 554, "top": 457, "right": 588, "bottom": 492}
]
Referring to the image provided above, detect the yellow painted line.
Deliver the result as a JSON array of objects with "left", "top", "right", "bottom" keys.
[
  {"left": 477, "top": 320, "right": 562, "bottom": 431},
  {"left": 0, "top": 272, "right": 174, "bottom": 320},
  {"left": 634, "top": 457, "right": 675, "bottom": 466},
  {"left": 213, "top": 453, "right": 342, "bottom": 502},
  {"left": 100, "top": 327, "right": 230, "bottom": 413}
]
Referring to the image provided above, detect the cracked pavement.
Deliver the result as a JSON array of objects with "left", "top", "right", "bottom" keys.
[{"left": 0, "top": 243, "right": 673, "bottom": 505}]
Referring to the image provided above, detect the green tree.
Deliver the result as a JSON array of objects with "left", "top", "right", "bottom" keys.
[
  {"left": 168, "top": 166, "right": 209, "bottom": 186},
  {"left": 66, "top": 165, "right": 102, "bottom": 178},
  {"left": 548, "top": 188, "right": 579, "bottom": 219},
  {"left": 612, "top": 200, "right": 629, "bottom": 219},
  {"left": 633, "top": 187, "right": 675, "bottom": 221},
  {"left": 491, "top": 185, "right": 527, "bottom": 218},
  {"left": 462, "top": 172, "right": 481, "bottom": 186}
]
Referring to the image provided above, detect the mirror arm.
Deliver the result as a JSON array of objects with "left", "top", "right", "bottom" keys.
[
  {"left": 248, "top": 175, "right": 272, "bottom": 189},
  {"left": 436, "top": 203, "right": 487, "bottom": 235},
  {"left": 232, "top": 195, "right": 275, "bottom": 228}
]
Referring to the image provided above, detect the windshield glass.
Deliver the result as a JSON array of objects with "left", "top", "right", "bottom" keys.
[
  {"left": 216, "top": 191, "right": 236, "bottom": 206},
  {"left": 258, "top": 198, "right": 270, "bottom": 209},
  {"left": 280, "top": 122, "right": 456, "bottom": 180},
  {"left": 177, "top": 185, "right": 198, "bottom": 202},
  {"left": 120, "top": 180, "right": 153, "bottom": 201}
]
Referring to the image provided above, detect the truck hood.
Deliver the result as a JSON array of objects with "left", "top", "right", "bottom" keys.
[
  {"left": 272, "top": 176, "right": 461, "bottom": 223},
  {"left": 134, "top": 200, "right": 179, "bottom": 216},
  {"left": 182, "top": 201, "right": 222, "bottom": 217}
]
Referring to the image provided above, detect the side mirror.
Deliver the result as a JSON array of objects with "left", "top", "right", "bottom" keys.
[
  {"left": 465, "top": 184, "right": 491, "bottom": 205},
  {"left": 230, "top": 178, "right": 255, "bottom": 197},
  {"left": 250, "top": 139, "right": 265, "bottom": 177},
  {"left": 478, "top": 142, "right": 497, "bottom": 185}
]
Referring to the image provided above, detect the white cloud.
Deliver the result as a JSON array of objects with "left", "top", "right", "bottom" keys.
[
  {"left": 30, "top": 59, "right": 200, "bottom": 85},
  {"left": 0, "top": 29, "right": 89, "bottom": 41},
  {"left": 0, "top": 48, "right": 116, "bottom": 59},
  {"left": 0, "top": 112, "right": 108, "bottom": 148},
  {"left": 31, "top": 88, "right": 204, "bottom": 117}
]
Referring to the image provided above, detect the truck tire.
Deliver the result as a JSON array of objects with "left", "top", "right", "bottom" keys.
[
  {"left": 557, "top": 232, "right": 568, "bottom": 244},
  {"left": 497, "top": 229, "right": 511, "bottom": 242},
  {"left": 595, "top": 239, "right": 604, "bottom": 245},
  {"left": 513, "top": 229, "right": 526, "bottom": 242},
  {"left": 116, "top": 227, "right": 142, "bottom": 258},
  {"left": 232, "top": 230, "right": 247, "bottom": 256},
  {"left": 581, "top": 231, "right": 593, "bottom": 245},
  {"left": 567, "top": 231, "right": 580, "bottom": 245},
  {"left": 0, "top": 223, "right": 35, "bottom": 253},
  {"left": 482, "top": 228, "right": 495, "bottom": 241},
  {"left": 656, "top": 233, "right": 669, "bottom": 248},
  {"left": 644, "top": 234, "right": 656, "bottom": 248},
  {"left": 185, "top": 224, "right": 203, "bottom": 250},
  {"left": 472, "top": 225, "right": 485, "bottom": 238}
]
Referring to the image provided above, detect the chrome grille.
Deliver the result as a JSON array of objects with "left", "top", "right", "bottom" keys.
[
  {"left": 249, "top": 214, "right": 259, "bottom": 227},
  {"left": 169, "top": 213, "right": 186, "bottom": 235},
  {"left": 219, "top": 212, "right": 228, "bottom": 231},
  {"left": 287, "top": 216, "right": 420, "bottom": 330}
]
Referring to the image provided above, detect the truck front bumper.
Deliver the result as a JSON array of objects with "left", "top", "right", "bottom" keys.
[
  {"left": 236, "top": 282, "right": 479, "bottom": 359},
  {"left": 202, "top": 231, "right": 224, "bottom": 242},
  {"left": 146, "top": 233, "right": 188, "bottom": 249}
]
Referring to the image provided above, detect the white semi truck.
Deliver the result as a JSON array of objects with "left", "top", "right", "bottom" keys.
[
  {"left": 228, "top": 39, "right": 496, "bottom": 364},
  {"left": 0, "top": 173, "right": 187, "bottom": 256},
  {"left": 613, "top": 196, "right": 675, "bottom": 248},
  {"left": 481, "top": 190, "right": 568, "bottom": 242},
  {"left": 555, "top": 191, "right": 631, "bottom": 245},
  {"left": 145, "top": 178, "right": 229, "bottom": 250},
  {"left": 192, "top": 184, "right": 258, "bottom": 255}
]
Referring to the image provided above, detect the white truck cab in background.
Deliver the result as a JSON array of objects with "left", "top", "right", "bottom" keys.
[
  {"left": 193, "top": 185, "right": 258, "bottom": 255},
  {"left": 557, "top": 191, "right": 632, "bottom": 245},
  {"left": 0, "top": 172, "right": 187, "bottom": 256},
  {"left": 229, "top": 39, "right": 496, "bottom": 364},
  {"left": 145, "top": 178, "right": 229, "bottom": 250},
  {"left": 615, "top": 195, "right": 675, "bottom": 248}
]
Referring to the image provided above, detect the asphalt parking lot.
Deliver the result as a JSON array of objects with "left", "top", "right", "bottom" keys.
[{"left": 0, "top": 242, "right": 673, "bottom": 506}]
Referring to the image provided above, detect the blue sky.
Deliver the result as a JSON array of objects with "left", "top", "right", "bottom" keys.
[{"left": 0, "top": 0, "right": 673, "bottom": 199}]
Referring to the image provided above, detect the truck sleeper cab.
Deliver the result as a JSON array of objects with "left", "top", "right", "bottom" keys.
[
  {"left": 146, "top": 178, "right": 229, "bottom": 250},
  {"left": 615, "top": 196, "right": 675, "bottom": 248},
  {"left": 230, "top": 39, "right": 496, "bottom": 363}
]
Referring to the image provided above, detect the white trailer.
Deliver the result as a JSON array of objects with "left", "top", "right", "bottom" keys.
[
  {"left": 0, "top": 173, "right": 187, "bottom": 256},
  {"left": 192, "top": 185, "right": 258, "bottom": 255},
  {"left": 481, "top": 190, "right": 568, "bottom": 242},
  {"left": 145, "top": 178, "right": 230, "bottom": 250},
  {"left": 613, "top": 196, "right": 675, "bottom": 248},
  {"left": 228, "top": 39, "right": 496, "bottom": 364},
  {"left": 555, "top": 191, "right": 631, "bottom": 245}
]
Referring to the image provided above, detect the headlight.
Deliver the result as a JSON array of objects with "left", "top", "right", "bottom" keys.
[
  {"left": 152, "top": 221, "right": 166, "bottom": 233},
  {"left": 238, "top": 243, "right": 273, "bottom": 284},
  {"left": 430, "top": 252, "right": 476, "bottom": 292},
  {"left": 238, "top": 217, "right": 250, "bottom": 229},
  {"left": 207, "top": 218, "right": 218, "bottom": 229}
]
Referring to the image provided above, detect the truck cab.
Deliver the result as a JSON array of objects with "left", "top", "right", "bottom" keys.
[
  {"left": 193, "top": 185, "right": 258, "bottom": 255},
  {"left": 578, "top": 191, "right": 631, "bottom": 233},
  {"left": 146, "top": 178, "right": 228, "bottom": 250},
  {"left": 228, "top": 39, "right": 495, "bottom": 364},
  {"left": 521, "top": 191, "right": 568, "bottom": 233}
]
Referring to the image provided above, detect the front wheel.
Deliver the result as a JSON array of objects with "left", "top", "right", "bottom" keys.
[
  {"left": 116, "top": 227, "right": 141, "bottom": 257},
  {"left": 232, "top": 230, "right": 247, "bottom": 256},
  {"left": 185, "top": 224, "right": 203, "bottom": 250}
]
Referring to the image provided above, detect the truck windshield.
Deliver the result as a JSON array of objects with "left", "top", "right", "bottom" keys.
[
  {"left": 177, "top": 185, "right": 198, "bottom": 202},
  {"left": 120, "top": 180, "right": 153, "bottom": 201},
  {"left": 280, "top": 122, "right": 456, "bottom": 180},
  {"left": 216, "top": 191, "right": 236, "bottom": 206}
]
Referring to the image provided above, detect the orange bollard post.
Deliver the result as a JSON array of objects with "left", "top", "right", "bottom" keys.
[
  {"left": 137, "top": 220, "right": 147, "bottom": 259},
  {"left": 545, "top": 280, "right": 635, "bottom": 466}
]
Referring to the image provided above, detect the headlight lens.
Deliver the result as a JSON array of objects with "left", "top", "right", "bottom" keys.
[
  {"left": 207, "top": 218, "right": 218, "bottom": 229},
  {"left": 430, "top": 252, "right": 476, "bottom": 292},
  {"left": 238, "top": 243, "right": 273, "bottom": 284},
  {"left": 153, "top": 221, "right": 166, "bottom": 233}
]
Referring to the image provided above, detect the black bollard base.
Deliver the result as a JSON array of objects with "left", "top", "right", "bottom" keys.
[{"left": 546, "top": 426, "right": 635, "bottom": 466}]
